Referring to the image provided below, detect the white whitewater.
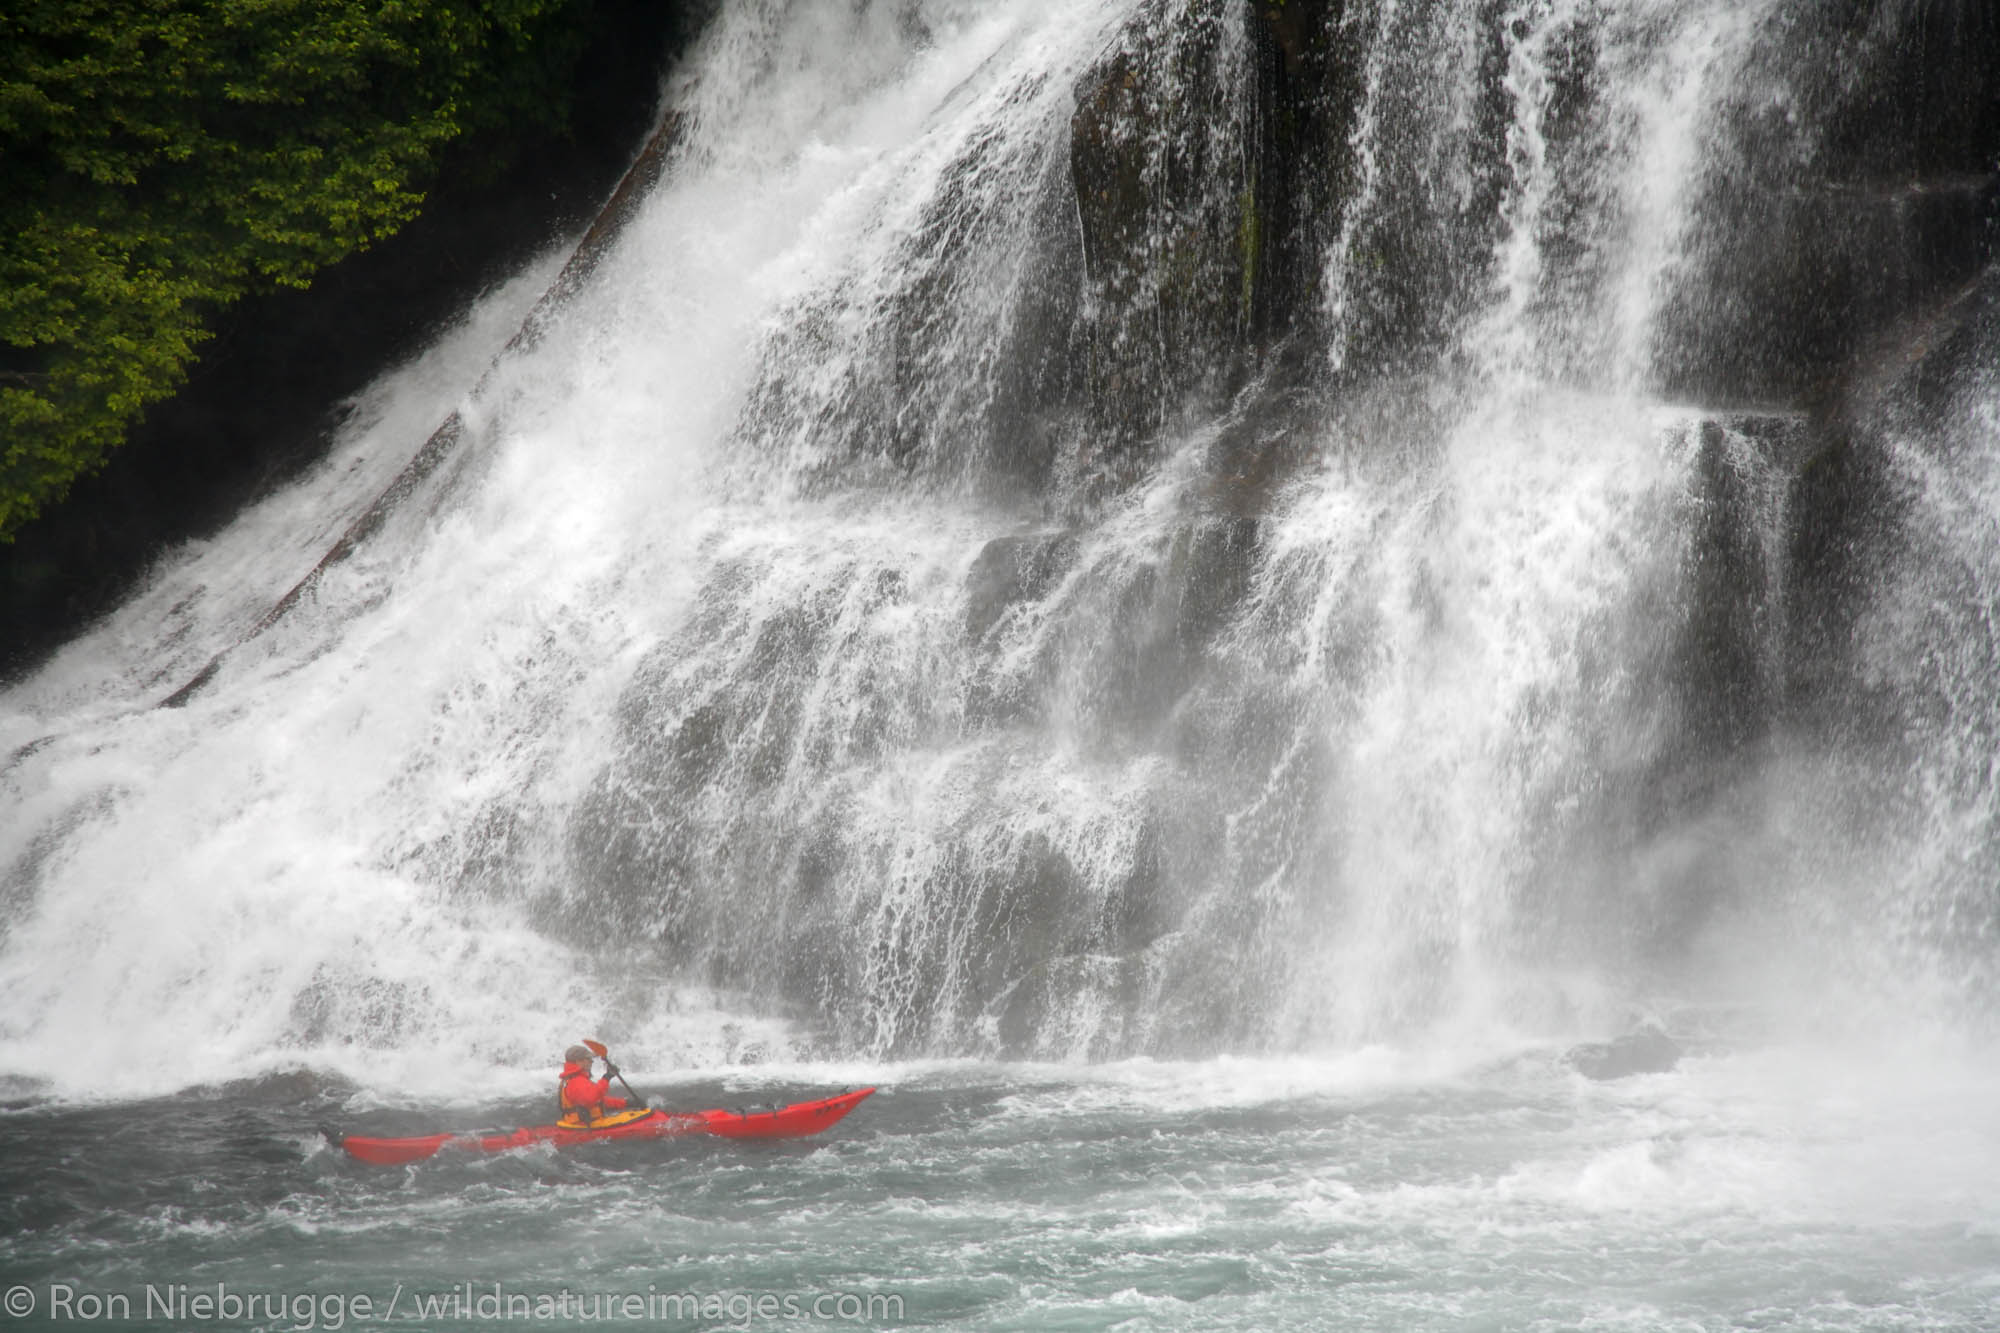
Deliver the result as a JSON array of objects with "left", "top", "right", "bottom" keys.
[{"left": 0, "top": 0, "right": 1142, "bottom": 1097}]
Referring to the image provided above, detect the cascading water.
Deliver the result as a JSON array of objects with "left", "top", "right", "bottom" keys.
[
  {"left": 2, "top": 2, "right": 1997, "bottom": 1326},
  {"left": 1, "top": 0, "right": 1995, "bottom": 1078}
]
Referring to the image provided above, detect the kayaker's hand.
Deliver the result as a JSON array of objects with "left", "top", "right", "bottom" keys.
[{"left": 603, "top": 1061, "right": 619, "bottom": 1078}]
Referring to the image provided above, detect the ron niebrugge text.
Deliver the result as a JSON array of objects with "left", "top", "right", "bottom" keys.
[{"left": 6, "top": 1282, "right": 905, "bottom": 1327}]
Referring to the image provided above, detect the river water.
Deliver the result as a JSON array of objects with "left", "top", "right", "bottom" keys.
[
  {"left": 4, "top": 1047, "right": 1998, "bottom": 1331},
  {"left": 4, "top": 0, "right": 1998, "bottom": 1327}
]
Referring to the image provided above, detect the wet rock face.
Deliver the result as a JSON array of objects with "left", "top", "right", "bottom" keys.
[
  {"left": 1069, "top": 50, "right": 1157, "bottom": 301},
  {"left": 574, "top": 2, "right": 2000, "bottom": 1059},
  {"left": 1565, "top": 1026, "right": 1682, "bottom": 1080},
  {"left": 1806, "top": 0, "right": 2000, "bottom": 184},
  {"left": 1781, "top": 424, "right": 1905, "bottom": 745},
  {"left": 1653, "top": 2, "right": 2000, "bottom": 782},
  {"left": 1246, "top": 1, "right": 1359, "bottom": 339},
  {"left": 1658, "top": 1, "right": 2000, "bottom": 409},
  {"left": 1067, "top": 10, "right": 1257, "bottom": 463},
  {"left": 547, "top": 499, "right": 1276, "bottom": 1057},
  {"left": 1065, "top": 0, "right": 1354, "bottom": 476},
  {"left": 1662, "top": 176, "right": 1998, "bottom": 411},
  {"left": 1782, "top": 262, "right": 2000, "bottom": 761},
  {"left": 964, "top": 533, "right": 1081, "bottom": 645},
  {"left": 1672, "top": 418, "right": 1801, "bottom": 772}
]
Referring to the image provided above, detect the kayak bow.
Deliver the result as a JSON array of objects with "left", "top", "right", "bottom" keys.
[{"left": 337, "top": 1087, "right": 875, "bottom": 1165}]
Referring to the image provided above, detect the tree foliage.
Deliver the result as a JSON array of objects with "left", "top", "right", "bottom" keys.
[{"left": 0, "top": 0, "right": 593, "bottom": 540}]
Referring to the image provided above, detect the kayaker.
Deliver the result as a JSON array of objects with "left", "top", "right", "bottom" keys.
[{"left": 557, "top": 1044, "right": 628, "bottom": 1127}]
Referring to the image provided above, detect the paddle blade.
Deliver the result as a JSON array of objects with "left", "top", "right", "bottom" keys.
[
  {"left": 339, "top": 1132, "right": 457, "bottom": 1165},
  {"left": 582, "top": 1038, "right": 609, "bottom": 1058}
]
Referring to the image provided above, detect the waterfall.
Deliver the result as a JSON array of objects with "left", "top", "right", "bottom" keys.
[{"left": 2, "top": 0, "right": 1994, "bottom": 1099}]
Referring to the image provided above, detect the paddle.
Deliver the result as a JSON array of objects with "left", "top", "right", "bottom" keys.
[{"left": 582, "top": 1038, "right": 647, "bottom": 1108}]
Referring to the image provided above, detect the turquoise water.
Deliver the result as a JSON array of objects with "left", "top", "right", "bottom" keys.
[{"left": 5, "top": 1048, "right": 1997, "bottom": 1331}]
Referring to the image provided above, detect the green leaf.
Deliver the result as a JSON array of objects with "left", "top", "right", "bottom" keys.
[{"left": 0, "top": 0, "right": 595, "bottom": 541}]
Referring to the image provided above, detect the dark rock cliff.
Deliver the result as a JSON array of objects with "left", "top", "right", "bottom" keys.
[{"left": 1069, "top": 0, "right": 1998, "bottom": 739}]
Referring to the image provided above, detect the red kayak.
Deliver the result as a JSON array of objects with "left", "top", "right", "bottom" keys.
[{"left": 337, "top": 1087, "right": 875, "bottom": 1166}]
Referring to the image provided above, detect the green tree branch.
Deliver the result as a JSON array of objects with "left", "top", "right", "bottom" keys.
[{"left": 0, "top": 0, "right": 592, "bottom": 539}]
